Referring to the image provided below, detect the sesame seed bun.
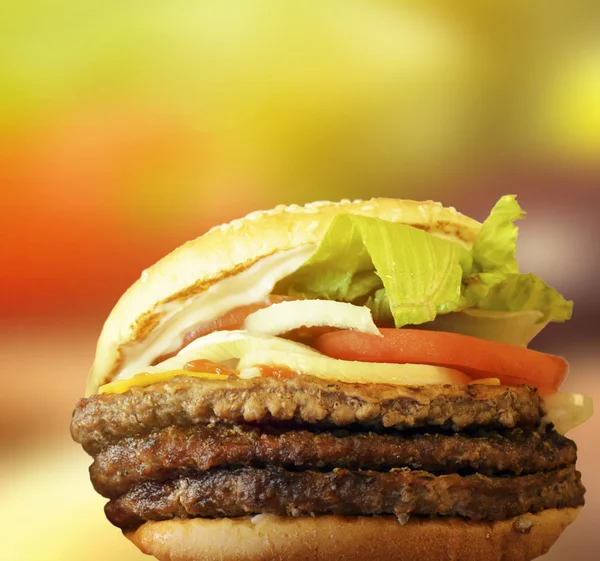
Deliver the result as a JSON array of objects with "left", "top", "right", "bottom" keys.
[{"left": 87, "top": 198, "right": 480, "bottom": 394}]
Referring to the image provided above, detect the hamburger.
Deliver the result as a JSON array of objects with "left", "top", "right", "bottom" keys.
[{"left": 71, "top": 196, "right": 592, "bottom": 561}]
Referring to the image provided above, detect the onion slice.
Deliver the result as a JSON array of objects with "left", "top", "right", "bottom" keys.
[
  {"left": 244, "top": 300, "right": 381, "bottom": 337},
  {"left": 238, "top": 350, "right": 471, "bottom": 386},
  {"left": 114, "top": 330, "right": 321, "bottom": 380},
  {"left": 543, "top": 392, "right": 594, "bottom": 434}
]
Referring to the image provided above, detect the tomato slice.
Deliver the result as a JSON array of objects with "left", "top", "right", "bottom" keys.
[{"left": 314, "top": 328, "right": 568, "bottom": 390}]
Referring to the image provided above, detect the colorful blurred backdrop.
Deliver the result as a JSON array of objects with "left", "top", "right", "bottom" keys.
[{"left": 1, "top": 2, "right": 599, "bottom": 560}]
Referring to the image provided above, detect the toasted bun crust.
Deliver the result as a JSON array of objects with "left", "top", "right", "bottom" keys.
[
  {"left": 126, "top": 509, "right": 580, "bottom": 561},
  {"left": 88, "top": 198, "right": 481, "bottom": 393}
]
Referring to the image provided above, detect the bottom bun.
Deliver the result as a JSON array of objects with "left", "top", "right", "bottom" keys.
[{"left": 126, "top": 508, "right": 580, "bottom": 561}]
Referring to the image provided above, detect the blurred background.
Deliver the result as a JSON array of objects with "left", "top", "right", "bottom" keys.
[{"left": 1, "top": 1, "right": 599, "bottom": 559}]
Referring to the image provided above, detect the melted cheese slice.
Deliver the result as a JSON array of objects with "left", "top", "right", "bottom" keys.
[{"left": 99, "top": 370, "right": 228, "bottom": 394}]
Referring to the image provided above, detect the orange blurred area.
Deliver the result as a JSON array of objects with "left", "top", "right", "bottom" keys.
[{"left": 1, "top": 1, "right": 599, "bottom": 560}]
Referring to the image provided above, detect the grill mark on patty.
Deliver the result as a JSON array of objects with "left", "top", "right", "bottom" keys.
[
  {"left": 104, "top": 465, "right": 585, "bottom": 530},
  {"left": 90, "top": 425, "right": 577, "bottom": 498},
  {"left": 71, "top": 376, "right": 544, "bottom": 455}
]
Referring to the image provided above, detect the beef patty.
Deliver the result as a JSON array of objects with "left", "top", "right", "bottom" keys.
[
  {"left": 91, "top": 425, "right": 577, "bottom": 498},
  {"left": 105, "top": 465, "right": 585, "bottom": 530},
  {"left": 71, "top": 376, "right": 544, "bottom": 454}
]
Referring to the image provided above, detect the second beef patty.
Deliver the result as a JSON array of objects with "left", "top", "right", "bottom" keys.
[{"left": 91, "top": 424, "right": 577, "bottom": 498}]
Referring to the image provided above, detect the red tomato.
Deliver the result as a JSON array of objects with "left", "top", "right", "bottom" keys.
[{"left": 314, "top": 329, "right": 568, "bottom": 390}]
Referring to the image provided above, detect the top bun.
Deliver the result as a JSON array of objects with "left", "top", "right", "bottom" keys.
[{"left": 87, "top": 198, "right": 481, "bottom": 394}]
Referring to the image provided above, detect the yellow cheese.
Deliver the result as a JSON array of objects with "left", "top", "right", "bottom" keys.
[
  {"left": 468, "top": 378, "right": 501, "bottom": 385},
  {"left": 98, "top": 370, "right": 228, "bottom": 394}
]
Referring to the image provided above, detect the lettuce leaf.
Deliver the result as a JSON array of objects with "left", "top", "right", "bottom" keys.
[
  {"left": 472, "top": 194, "right": 523, "bottom": 274},
  {"left": 276, "top": 215, "right": 379, "bottom": 301},
  {"left": 420, "top": 309, "right": 548, "bottom": 347},
  {"left": 365, "top": 288, "right": 394, "bottom": 325},
  {"left": 476, "top": 273, "right": 572, "bottom": 322},
  {"left": 275, "top": 195, "right": 572, "bottom": 330},
  {"left": 460, "top": 194, "right": 523, "bottom": 305},
  {"left": 276, "top": 214, "right": 472, "bottom": 326}
]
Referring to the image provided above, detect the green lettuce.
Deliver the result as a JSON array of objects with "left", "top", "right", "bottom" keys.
[
  {"left": 275, "top": 195, "right": 572, "bottom": 332},
  {"left": 476, "top": 273, "right": 572, "bottom": 322},
  {"left": 419, "top": 309, "right": 548, "bottom": 347},
  {"left": 472, "top": 193, "right": 523, "bottom": 273},
  {"left": 276, "top": 215, "right": 472, "bottom": 326},
  {"left": 365, "top": 288, "right": 394, "bottom": 326},
  {"left": 461, "top": 194, "right": 523, "bottom": 304}
]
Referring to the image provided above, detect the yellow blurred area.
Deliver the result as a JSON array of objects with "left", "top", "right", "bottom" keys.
[
  {"left": 0, "top": 448, "right": 145, "bottom": 561},
  {"left": 1, "top": 1, "right": 599, "bottom": 560},
  {"left": 2, "top": 1, "right": 599, "bottom": 201}
]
